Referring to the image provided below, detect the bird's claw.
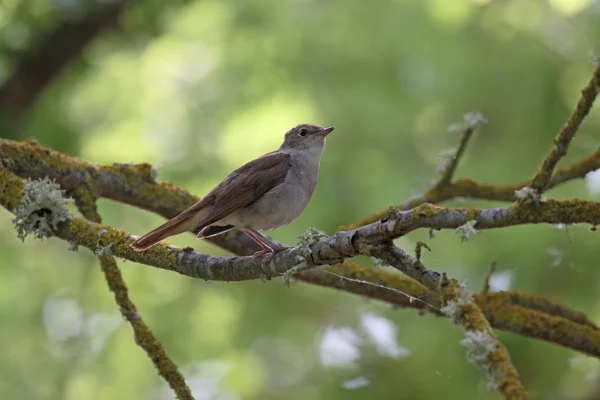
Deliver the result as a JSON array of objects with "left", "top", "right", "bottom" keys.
[{"left": 253, "top": 245, "right": 287, "bottom": 262}]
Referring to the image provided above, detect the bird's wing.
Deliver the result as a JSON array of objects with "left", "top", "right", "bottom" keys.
[{"left": 193, "top": 151, "right": 291, "bottom": 230}]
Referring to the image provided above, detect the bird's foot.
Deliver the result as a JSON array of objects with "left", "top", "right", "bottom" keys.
[{"left": 253, "top": 245, "right": 287, "bottom": 262}]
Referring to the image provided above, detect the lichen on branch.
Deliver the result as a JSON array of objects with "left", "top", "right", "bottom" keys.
[
  {"left": 12, "top": 177, "right": 73, "bottom": 241},
  {"left": 442, "top": 277, "right": 528, "bottom": 399}
]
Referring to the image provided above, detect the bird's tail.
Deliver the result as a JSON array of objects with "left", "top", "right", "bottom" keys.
[{"left": 130, "top": 211, "right": 203, "bottom": 251}]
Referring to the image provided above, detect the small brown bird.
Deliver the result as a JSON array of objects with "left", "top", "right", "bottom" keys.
[{"left": 130, "top": 124, "right": 334, "bottom": 259}]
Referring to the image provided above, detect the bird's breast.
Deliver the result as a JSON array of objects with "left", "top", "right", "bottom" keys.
[{"left": 226, "top": 147, "right": 323, "bottom": 231}]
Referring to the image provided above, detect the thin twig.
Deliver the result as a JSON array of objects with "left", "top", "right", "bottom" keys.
[
  {"left": 66, "top": 186, "right": 193, "bottom": 399},
  {"left": 530, "top": 66, "right": 600, "bottom": 193},
  {"left": 343, "top": 148, "right": 600, "bottom": 230},
  {"left": 481, "top": 262, "right": 497, "bottom": 294},
  {"left": 322, "top": 269, "right": 441, "bottom": 312},
  {"left": 438, "top": 113, "right": 486, "bottom": 185}
]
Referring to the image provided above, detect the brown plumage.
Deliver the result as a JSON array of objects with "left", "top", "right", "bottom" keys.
[
  {"left": 130, "top": 123, "right": 333, "bottom": 258},
  {"left": 130, "top": 151, "right": 291, "bottom": 251}
]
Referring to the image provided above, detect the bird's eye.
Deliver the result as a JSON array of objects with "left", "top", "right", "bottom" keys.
[{"left": 298, "top": 128, "right": 307, "bottom": 137}]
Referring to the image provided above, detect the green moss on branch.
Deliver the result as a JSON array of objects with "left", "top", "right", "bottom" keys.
[{"left": 442, "top": 277, "right": 528, "bottom": 399}]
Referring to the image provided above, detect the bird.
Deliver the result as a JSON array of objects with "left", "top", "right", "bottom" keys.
[{"left": 130, "top": 123, "right": 334, "bottom": 260}]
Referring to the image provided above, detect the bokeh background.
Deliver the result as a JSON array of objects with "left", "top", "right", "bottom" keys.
[{"left": 1, "top": 0, "right": 600, "bottom": 399}]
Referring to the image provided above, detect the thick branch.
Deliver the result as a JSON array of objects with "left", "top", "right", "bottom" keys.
[
  {"left": 351, "top": 201, "right": 600, "bottom": 245},
  {"left": 5, "top": 162, "right": 597, "bottom": 287},
  {"left": 0, "top": 138, "right": 197, "bottom": 219}
]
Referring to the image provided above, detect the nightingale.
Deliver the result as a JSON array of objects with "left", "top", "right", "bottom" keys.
[{"left": 130, "top": 124, "right": 334, "bottom": 259}]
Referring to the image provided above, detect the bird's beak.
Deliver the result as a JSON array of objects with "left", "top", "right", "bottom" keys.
[{"left": 319, "top": 126, "right": 335, "bottom": 137}]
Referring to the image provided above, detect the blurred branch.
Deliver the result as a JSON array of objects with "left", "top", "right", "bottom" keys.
[
  {"left": 481, "top": 262, "right": 496, "bottom": 295},
  {"left": 478, "top": 294, "right": 600, "bottom": 358},
  {"left": 0, "top": 2, "right": 127, "bottom": 118},
  {"left": 442, "top": 277, "right": 527, "bottom": 399},
  {"left": 299, "top": 261, "right": 439, "bottom": 312},
  {"left": 70, "top": 185, "right": 194, "bottom": 400},
  {"left": 343, "top": 66, "right": 600, "bottom": 231},
  {"left": 305, "top": 262, "right": 600, "bottom": 358},
  {"left": 345, "top": 149, "right": 600, "bottom": 230},
  {"left": 492, "top": 291, "right": 597, "bottom": 328},
  {"left": 437, "top": 112, "right": 486, "bottom": 186},
  {"left": 530, "top": 65, "right": 600, "bottom": 194}
]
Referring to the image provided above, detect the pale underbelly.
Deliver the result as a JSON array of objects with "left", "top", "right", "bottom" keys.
[{"left": 218, "top": 184, "right": 312, "bottom": 231}]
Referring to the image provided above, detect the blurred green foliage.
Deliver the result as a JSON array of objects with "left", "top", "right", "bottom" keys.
[{"left": 1, "top": 0, "right": 600, "bottom": 399}]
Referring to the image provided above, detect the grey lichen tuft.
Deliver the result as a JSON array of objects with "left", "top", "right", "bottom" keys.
[
  {"left": 297, "top": 226, "right": 329, "bottom": 259},
  {"left": 95, "top": 244, "right": 113, "bottom": 257},
  {"left": 515, "top": 186, "right": 540, "bottom": 205},
  {"left": 150, "top": 163, "right": 162, "bottom": 180},
  {"left": 441, "top": 289, "right": 474, "bottom": 324},
  {"left": 442, "top": 284, "right": 500, "bottom": 390},
  {"left": 283, "top": 227, "right": 329, "bottom": 288},
  {"left": 281, "top": 255, "right": 308, "bottom": 288},
  {"left": 448, "top": 112, "right": 488, "bottom": 133},
  {"left": 455, "top": 220, "right": 479, "bottom": 242},
  {"left": 460, "top": 330, "right": 498, "bottom": 390},
  {"left": 464, "top": 112, "right": 488, "bottom": 129},
  {"left": 259, "top": 273, "right": 269, "bottom": 284},
  {"left": 588, "top": 49, "right": 600, "bottom": 68},
  {"left": 436, "top": 149, "right": 457, "bottom": 175},
  {"left": 373, "top": 258, "right": 389, "bottom": 268},
  {"left": 386, "top": 206, "right": 402, "bottom": 220},
  {"left": 12, "top": 177, "right": 74, "bottom": 241},
  {"left": 297, "top": 227, "right": 329, "bottom": 249}
]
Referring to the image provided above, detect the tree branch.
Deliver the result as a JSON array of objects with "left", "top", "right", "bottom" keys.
[
  {"left": 2, "top": 164, "right": 530, "bottom": 399},
  {"left": 442, "top": 277, "right": 527, "bottom": 399},
  {"left": 304, "top": 263, "right": 600, "bottom": 358},
  {"left": 0, "top": 3, "right": 127, "bottom": 117},
  {"left": 70, "top": 185, "right": 194, "bottom": 400},
  {"left": 2, "top": 139, "right": 600, "bottom": 360},
  {"left": 5, "top": 160, "right": 598, "bottom": 286},
  {"left": 379, "top": 200, "right": 600, "bottom": 237},
  {"left": 343, "top": 149, "right": 600, "bottom": 230},
  {"left": 477, "top": 293, "right": 600, "bottom": 358},
  {"left": 530, "top": 65, "right": 600, "bottom": 193},
  {"left": 341, "top": 62, "right": 600, "bottom": 232},
  {"left": 437, "top": 112, "right": 486, "bottom": 186}
]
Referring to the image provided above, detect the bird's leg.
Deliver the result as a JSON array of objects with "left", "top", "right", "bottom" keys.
[
  {"left": 242, "top": 229, "right": 286, "bottom": 261},
  {"left": 248, "top": 228, "right": 287, "bottom": 251}
]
